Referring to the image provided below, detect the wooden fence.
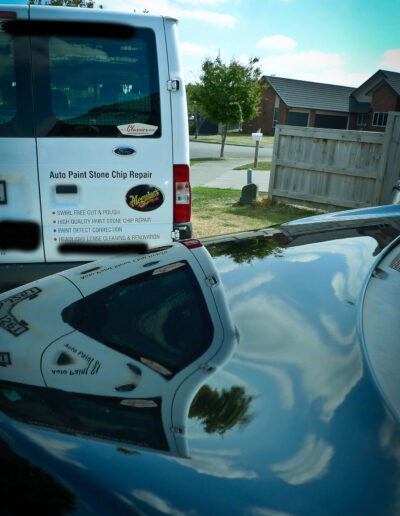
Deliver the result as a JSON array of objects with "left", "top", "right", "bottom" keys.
[{"left": 268, "top": 112, "right": 400, "bottom": 209}]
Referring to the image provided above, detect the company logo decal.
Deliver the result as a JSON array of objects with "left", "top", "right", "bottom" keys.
[
  {"left": 113, "top": 146, "right": 136, "bottom": 156},
  {"left": 117, "top": 123, "right": 158, "bottom": 137},
  {"left": 126, "top": 185, "right": 164, "bottom": 212}
]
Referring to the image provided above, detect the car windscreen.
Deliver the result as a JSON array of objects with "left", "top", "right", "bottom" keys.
[
  {"left": 62, "top": 262, "right": 214, "bottom": 378},
  {"left": 28, "top": 21, "right": 161, "bottom": 137},
  {"left": 0, "top": 381, "right": 168, "bottom": 450}
]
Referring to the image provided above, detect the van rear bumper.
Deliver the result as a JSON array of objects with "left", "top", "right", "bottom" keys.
[{"left": 174, "top": 222, "right": 192, "bottom": 240}]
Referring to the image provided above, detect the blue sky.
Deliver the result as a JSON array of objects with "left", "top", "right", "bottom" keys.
[{"left": 62, "top": 0, "right": 400, "bottom": 86}]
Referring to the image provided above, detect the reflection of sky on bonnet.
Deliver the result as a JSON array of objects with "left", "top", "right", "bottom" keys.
[{"left": 182, "top": 234, "right": 399, "bottom": 514}]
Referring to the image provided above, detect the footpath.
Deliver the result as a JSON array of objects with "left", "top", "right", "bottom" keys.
[{"left": 190, "top": 158, "right": 270, "bottom": 193}]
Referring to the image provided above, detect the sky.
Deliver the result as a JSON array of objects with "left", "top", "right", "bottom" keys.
[{"left": 94, "top": 0, "right": 400, "bottom": 88}]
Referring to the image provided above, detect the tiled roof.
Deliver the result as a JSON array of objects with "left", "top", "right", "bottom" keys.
[
  {"left": 267, "top": 76, "right": 356, "bottom": 113},
  {"left": 381, "top": 70, "right": 400, "bottom": 96}
]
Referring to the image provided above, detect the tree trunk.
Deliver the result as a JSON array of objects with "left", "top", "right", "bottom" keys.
[
  {"left": 220, "top": 124, "right": 228, "bottom": 157},
  {"left": 194, "top": 111, "right": 199, "bottom": 139}
]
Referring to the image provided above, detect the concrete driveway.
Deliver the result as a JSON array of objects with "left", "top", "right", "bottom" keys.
[{"left": 190, "top": 141, "right": 271, "bottom": 192}]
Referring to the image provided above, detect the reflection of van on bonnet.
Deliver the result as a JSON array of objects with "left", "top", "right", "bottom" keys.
[
  {"left": 0, "top": 240, "right": 237, "bottom": 458},
  {"left": 0, "top": 4, "right": 191, "bottom": 284}
]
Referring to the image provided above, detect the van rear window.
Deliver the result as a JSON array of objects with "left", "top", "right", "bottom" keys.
[
  {"left": 62, "top": 262, "right": 214, "bottom": 378},
  {"left": 0, "top": 381, "right": 168, "bottom": 451},
  {"left": 0, "top": 32, "right": 16, "bottom": 124},
  {"left": 0, "top": 23, "right": 34, "bottom": 137},
  {"left": 32, "top": 24, "right": 161, "bottom": 137}
]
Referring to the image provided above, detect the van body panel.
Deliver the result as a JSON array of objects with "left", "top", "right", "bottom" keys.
[
  {"left": 0, "top": 6, "right": 44, "bottom": 264},
  {"left": 164, "top": 18, "right": 189, "bottom": 166},
  {"left": 1, "top": 6, "right": 189, "bottom": 272}
]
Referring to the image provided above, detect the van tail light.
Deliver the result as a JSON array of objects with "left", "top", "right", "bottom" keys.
[
  {"left": 181, "top": 239, "right": 202, "bottom": 249},
  {"left": 173, "top": 164, "right": 191, "bottom": 223},
  {"left": 0, "top": 12, "right": 17, "bottom": 20}
]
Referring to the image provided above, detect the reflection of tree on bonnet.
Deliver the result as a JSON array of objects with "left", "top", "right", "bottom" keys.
[
  {"left": 208, "top": 234, "right": 287, "bottom": 265},
  {"left": 29, "top": 1, "right": 101, "bottom": 7},
  {"left": 189, "top": 385, "right": 254, "bottom": 436}
]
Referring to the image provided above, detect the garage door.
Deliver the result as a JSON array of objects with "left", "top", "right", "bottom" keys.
[
  {"left": 287, "top": 111, "right": 309, "bottom": 126},
  {"left": 314, "top": 114, "right": 348, "bottom": 129}
]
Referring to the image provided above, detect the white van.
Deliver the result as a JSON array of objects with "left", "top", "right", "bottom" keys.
[{"left": 0, "top": 3, "right": 191, "bottom": 288}]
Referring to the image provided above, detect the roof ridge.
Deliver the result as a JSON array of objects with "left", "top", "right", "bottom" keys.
[{"left": 265, "top": 75, "right": 356, "bottom": 90}]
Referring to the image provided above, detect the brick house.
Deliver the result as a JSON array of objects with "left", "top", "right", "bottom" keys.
[
  {"left": 349, "top": 70, "right": 400, "bottom": 131},
  {"left": 242, "top": 69, "right": 400, "bottom": 134}
]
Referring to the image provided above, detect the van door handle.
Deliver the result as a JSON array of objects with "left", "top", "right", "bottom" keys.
[{"left": 56, "top": 185, "right": 78, "bottom": 194}]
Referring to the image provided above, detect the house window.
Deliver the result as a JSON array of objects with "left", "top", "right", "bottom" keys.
[
  {"left": 357, "top": 113, "right": 369, "bottom": 126},
  {"left": 273, "top": 107, "right": 279, "bottom": 127},
  {"left": 372, "top": 112, "right": 388, "bottom": 127}
]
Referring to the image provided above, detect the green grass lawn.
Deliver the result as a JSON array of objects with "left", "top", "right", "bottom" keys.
[
  {"left": 234, "top": 161, "right": 272, "bottom": 171},
  {"left": 192, "top": 187, "right": 316, "bottom": 239}
]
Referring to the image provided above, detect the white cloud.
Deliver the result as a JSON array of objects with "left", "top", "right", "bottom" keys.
[
  {"left": 320, "top": 313, "right": 356, "bottom": 347},
  {"left": 232, "top": 357, "right": 295, "bottom": 410},
  {"left": 381, "top": 49, "right": 400, "bottom": 71},
  {"left": 170, "top": 448, "right": 258, "bottom": 479},
  {"left": 180, "top": 42, "right": 214, "bottom": 57},
  {"left": 100, "top": 0, "right": 236, "bottom": 28},
  {"left": 270, "top": 434, "right": 334, "bottom": 485},
  {"left": 175, "top": 0, "right": 226, "bottom": 5},
  {"left": 250, "top": 508, "right": 294, "bottom": 516},
  {"left": 17, "top": 427, "right": 86, "bottom": 469},
  {"left": 332, "top": 271, "right": 346, "bottom": 302},
  {"left": 261, "top": 51, "right": 344, "bottom": 73},
  {"left": 131, "top": 490, "right": 186, "bottom": 516},
  {"left": 284, "top": 253, "right": 320, "bottom": 263},
  {"left": 256, "top": 35, "right": 298, "bottom": 52},
  {"left": 180, "top": 9, "right": 235, "bottom": 27},
  {"left": 259, "top": 51, "right": 370, "bottom": 86},
  {"left": 227, "top": 272, "right": 275, "bottom": 302},
  {"left": 233, "top": 291, "right": 364, "bottom": 423}
]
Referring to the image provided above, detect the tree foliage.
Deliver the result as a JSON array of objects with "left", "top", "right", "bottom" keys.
[
  {"left": 189, "top": 385, "right": 255, "bottom": 436},
  {"left": 186, "top": 83, "right": 207, "bottom": 139},
  {"left": 29, "top": 0, "right": 101, "bottom": 7},
  {"left": 193, "top": 56, "right": 265, "bottom": 156}
]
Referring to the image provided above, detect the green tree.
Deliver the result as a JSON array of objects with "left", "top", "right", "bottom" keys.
[
  {"left": 186, "top": 83, "right": 207, "bottom": 139},
  {"left": 189, "top": 385, "right": 255, "bottom": 436},
  {"left": 193, "top": 56, "right": 265, "bottom": 157},
  {"left": 29, "top": 0, "right": 101, "bottom": 7}
]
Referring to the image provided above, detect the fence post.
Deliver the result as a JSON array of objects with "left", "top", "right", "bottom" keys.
[
  {"left": 380, "top": 113, "right": 400, "bottom": 204},
  {"left": 373, "top": 112, "right": 396, "bottom": 205},
  {"left": 268, "top": 126, "right": 280, "bottom": 201}
]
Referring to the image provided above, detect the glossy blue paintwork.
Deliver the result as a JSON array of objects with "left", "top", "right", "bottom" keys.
[{"left": 1, "top": 216, "right": 400, "bottom": 515}]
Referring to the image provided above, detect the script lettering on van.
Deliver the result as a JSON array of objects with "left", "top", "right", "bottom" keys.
[
  {"left": 117, "top": 123, "right": 158, "bottom": 136},
  {"left": 0, "top": 287, "right": 41, "bottom": 337},
  {"left": 126, "top": 185, "right": 164, "bottom": 212}
]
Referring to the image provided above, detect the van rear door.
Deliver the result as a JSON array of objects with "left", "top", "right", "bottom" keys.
[
  {"left": 0, "top": 5, "right": 44, "bottom": 264},
  {"left": 30, "top": 7, "right": 174, "bottom": 262}
]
